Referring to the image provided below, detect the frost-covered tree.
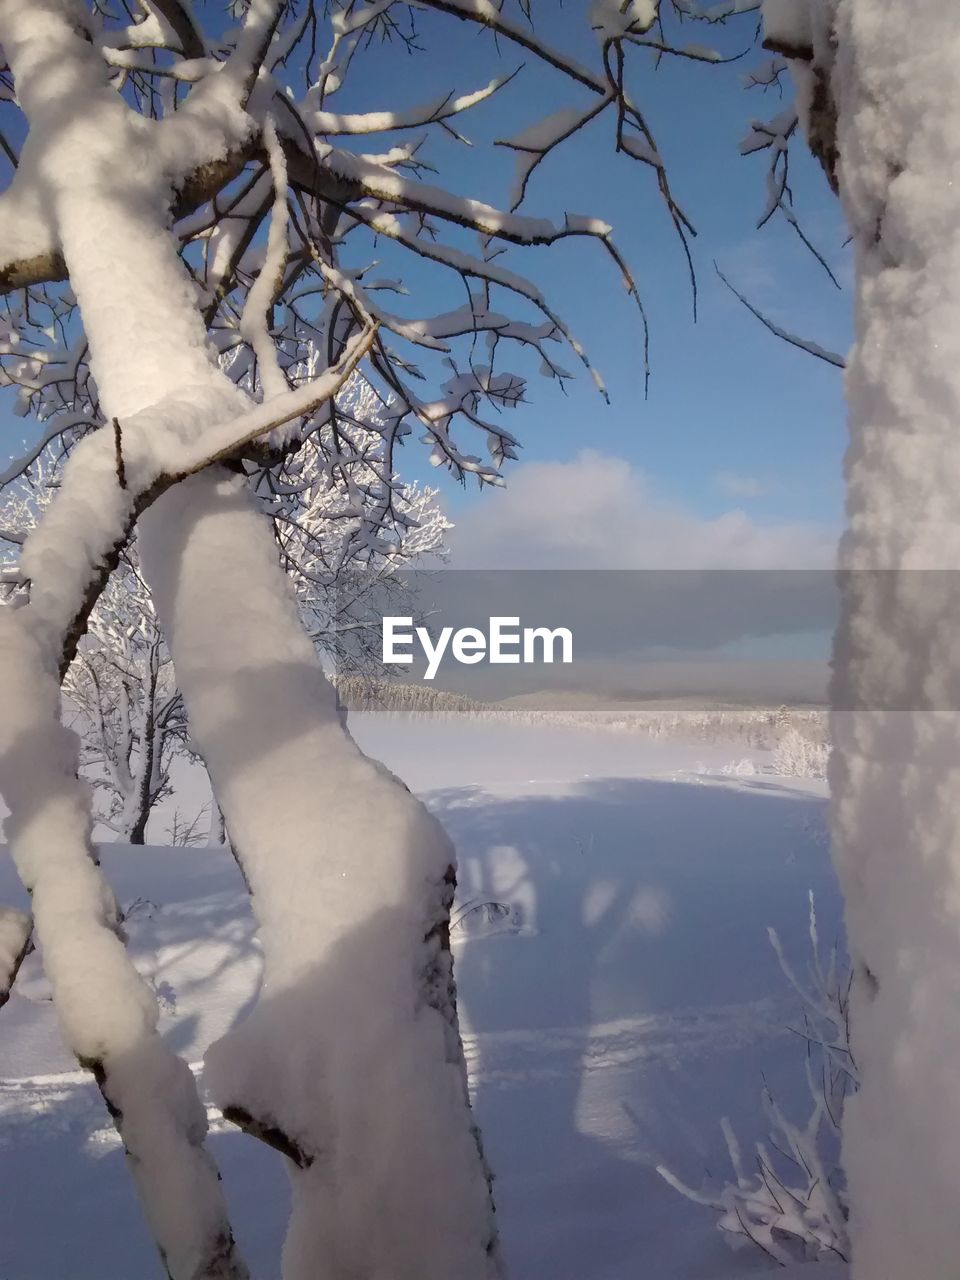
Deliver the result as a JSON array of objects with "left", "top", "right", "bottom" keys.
[
  {"left": 66, "top": 551, "right": 189, "bottom": 844},
  {"left": 0, "top": 2, "right": 734, "bottom": 1276},
  {"left": 2, "top": 456, "right": 189, "bottom": 844},
  {"left": 773, "top": 723, "right": 828, "bottom": 780},
  {"left": 267, "top": 373, "right": 451, "bottom": 672}
]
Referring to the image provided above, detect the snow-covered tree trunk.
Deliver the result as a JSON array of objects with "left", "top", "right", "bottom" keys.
[
  {"left": 123, "top": 703, "right": 158, "bottom": 845},
  {"left": 0, "top": 610, "right": 248, "bottom": 1280},
  {"left": 118, "top": 649, "right": 166, "bottom": 845},
  {"left": 84, "top": 654, "right": 168, "bottom": 845},
  {"left": 142, "top": 475, "right": 501, "bottom": 1280},
  {"left": 0, "top": 5, "right": 251, "bottom": 1277},
  {"left": 206, "top": 797, "right": 229, "bottom": 850},
  {"left": 769, "top": 2, "right": 960, "bottom": 1275},
  {"left": 0, "top": 1, "right": 499, "bottom": 1274}
]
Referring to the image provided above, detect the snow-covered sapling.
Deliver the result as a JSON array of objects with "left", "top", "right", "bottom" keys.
[{"left": 658, "top": 893, "right": 854, "bottom": 1266}]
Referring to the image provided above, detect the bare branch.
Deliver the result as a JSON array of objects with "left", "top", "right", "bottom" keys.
[
  {"left": 0, "top": 248, "right": 68, "bottom": 292},
  {"left": 221, "top": 1103, "right": 314, "bottom": 1169},
  {"left": 715, "top": 263, "right": 845, "bottom": 368}
]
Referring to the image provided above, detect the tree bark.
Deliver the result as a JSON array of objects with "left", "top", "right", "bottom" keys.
[{"left": 822, "top": 2, "right": 960, "bottom": 1275}]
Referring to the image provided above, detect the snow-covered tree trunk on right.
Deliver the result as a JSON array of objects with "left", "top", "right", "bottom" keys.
[{"left": 768, "top": 2, "right": 960, "bottom": 1275}]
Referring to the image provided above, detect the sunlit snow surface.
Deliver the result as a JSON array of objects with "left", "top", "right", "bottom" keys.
[{"left": 0, "top": 715, "right": 845, "bottom": 1280}]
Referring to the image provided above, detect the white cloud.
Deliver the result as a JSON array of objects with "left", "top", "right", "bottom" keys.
[
  {"left": 713, "top": 469, "right": 770, "bottom": 499},
  {"left": 446, "top": 450, "right": 835, "bottom": 569},
  {"left": 714, "top": 237, "right": 779, "bottom": 307}
]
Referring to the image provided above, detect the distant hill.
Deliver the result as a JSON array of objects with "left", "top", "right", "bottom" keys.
[{"left": 331, "top": 676, "right": 827, "bottom": 750}]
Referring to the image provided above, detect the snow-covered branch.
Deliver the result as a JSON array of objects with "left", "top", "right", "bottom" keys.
[
  {"left": 143, "top": 0, "right": 205, "bottom": 60},
  {"left": 715, "top": 264, "right": 845, "bottom": 368},
  {"left": 13, "top": 324, "right": 373, "bottom": 677},
  {"left": 304, "top": 74, "right": 517, "bottom": 137},
  {"left": 0, "top": 0, "right": 749, "bottom": 498}
]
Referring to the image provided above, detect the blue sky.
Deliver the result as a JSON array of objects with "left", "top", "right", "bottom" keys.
[
  {"left": 0, "top": 5, "right": 852, "bottom": 565},
  {"left": 320, "top": 5, "right": 853, "bottom": 561}
]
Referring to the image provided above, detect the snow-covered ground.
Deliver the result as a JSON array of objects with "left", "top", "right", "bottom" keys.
[{"left": 0, "top": 715, "right": 846, "bottom": 1280}]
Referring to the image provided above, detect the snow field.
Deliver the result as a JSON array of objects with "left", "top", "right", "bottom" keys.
[{"left": 1, "top": 717, "right": 841, "bottom": 1280}]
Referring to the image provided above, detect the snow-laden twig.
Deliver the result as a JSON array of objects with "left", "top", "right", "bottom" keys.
[
  {"left": 239, "top": 115, "right": 289, "bottom": 400},
  {"left": 715, "top": 264, "right": 845, "bottom": 368},
  {"left": 304, "top": 74, "right": 517, "bottom": 137}
]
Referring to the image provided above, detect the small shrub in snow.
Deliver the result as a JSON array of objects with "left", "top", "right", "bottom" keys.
[
  {"left": 658, "top": 894, "right": 855, "bottom": 1266},
  {"left": 164, "top": 807, "right": 210, "bottom": 848},
  {"left": 719, "top": 758, "right": 760, "bottom": 777}
]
